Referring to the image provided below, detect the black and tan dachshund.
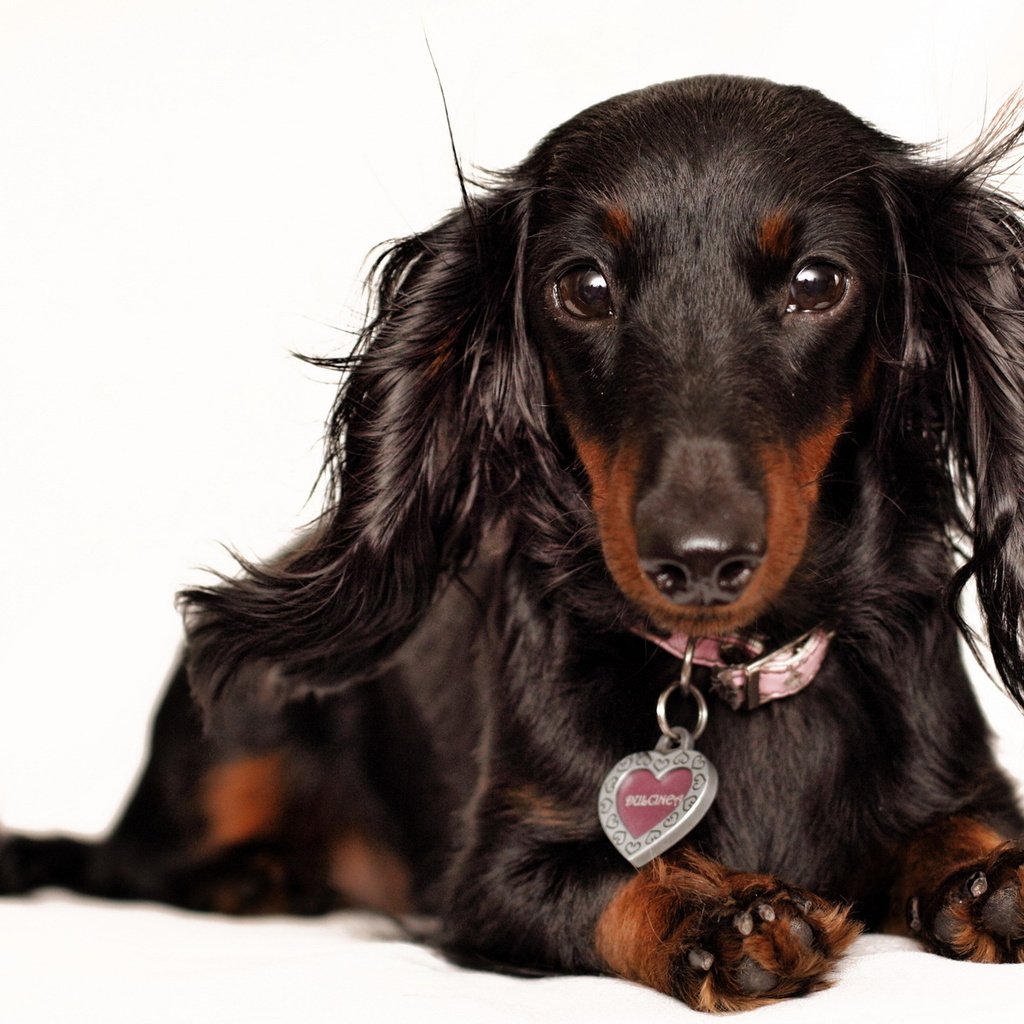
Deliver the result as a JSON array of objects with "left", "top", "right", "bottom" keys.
[{"left": 3, "top": 76, "right": 1024, "bottom": 1011}]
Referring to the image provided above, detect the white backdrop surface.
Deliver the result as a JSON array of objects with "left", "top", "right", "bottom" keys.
[{"left": 1, "top": 1, "right": 1023, "bottom": 1021}]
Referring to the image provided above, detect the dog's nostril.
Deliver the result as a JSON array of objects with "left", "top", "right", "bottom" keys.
[
  {"left": 715, "top": 556, "right": 760, "bottom": 597},
  {"left": 648, "top": 563, "right": 692, "bottom": 599}
]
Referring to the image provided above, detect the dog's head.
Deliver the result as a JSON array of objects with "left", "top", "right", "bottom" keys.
[
  {"left": 183, "top": 76, "right": 1024, "bottom": 714},
  {"left": 524, "top": 78, "right": 891, "bottom": 636}
]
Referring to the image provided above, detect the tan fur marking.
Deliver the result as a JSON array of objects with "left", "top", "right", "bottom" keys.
[
  {"left": 757, "top": 209, "right": 795, "bottom": 260},
  {"left": 595, "top": 857, "right": 687, "bottom": 990},
  {"left": 602, "top": 206, "right": 632, "bottom": 244},
  {"left": 329, "top": 832, "right": 412, "bottom": 916},
  {"left": 754, "top": 402, "right": 851, "bottom": 599},
  {"left": 942, "top": 906, "right": 1000, "bottom": 963},
  {"left": 894, "top": 817, "right": 1005, "bottom": 913},
  {"left": 573, "top": 433, "right": 650, "bottom": 604},
  {"left": 203, "top": 752, "right": 286, "bottom": 848},
  {"left": 505, "top": 786, "right": 583, "bottom": 830}
]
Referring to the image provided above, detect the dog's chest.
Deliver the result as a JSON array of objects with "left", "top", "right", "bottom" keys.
[{"left": 686, "top": 692, "right": 878, "bottom": 894}]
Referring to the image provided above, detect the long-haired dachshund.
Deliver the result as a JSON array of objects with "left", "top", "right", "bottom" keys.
[{"left": 3, "top": 75, "right": 1024, "bottom": 1011}]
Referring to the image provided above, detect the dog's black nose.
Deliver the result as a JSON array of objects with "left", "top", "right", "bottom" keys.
[
  {"left": 634, "top": 437, "right": 766, "bottom": 606},
  {"left": 639, "top": 538, "right": 764, "bottom": 606}
]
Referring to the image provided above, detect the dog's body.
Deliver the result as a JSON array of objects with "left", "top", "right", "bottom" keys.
[{"left": 3, "top": 76, "right": 1024, "bottom": 1010}]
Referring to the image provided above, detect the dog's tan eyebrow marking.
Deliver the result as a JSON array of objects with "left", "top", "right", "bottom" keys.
[
  {"left": 601, "top": 205, "right": 632, "bottom": 245},
  {"left": 757, "top": 209, "right": 795, "bottom": 260}
]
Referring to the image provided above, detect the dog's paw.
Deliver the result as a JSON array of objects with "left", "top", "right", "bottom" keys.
[
  {"left": 597, "top": 855, "right": 861, "bottom": 1012},
  {"left": 670, "top": 880, "right": 861, "bottom": 1012},
  {"left": 170, "top": 843, "right": 340, "bottom": 916},
  {"left": 909, "top": 842, "right": 1024, "bottom": 963}
]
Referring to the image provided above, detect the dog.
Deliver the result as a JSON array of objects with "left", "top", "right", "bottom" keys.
[{"left": 3, "top": 75, "right": 1024, "bottom": 1012}]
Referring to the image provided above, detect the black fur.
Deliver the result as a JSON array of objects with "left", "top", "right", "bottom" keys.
[{"left": 4, "top": 76, "right": 1024, "bottom": 1007}]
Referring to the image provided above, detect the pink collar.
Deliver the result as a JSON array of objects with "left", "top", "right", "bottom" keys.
[{"left": 641, "top": 627, "right": 833, "bottom": 711}]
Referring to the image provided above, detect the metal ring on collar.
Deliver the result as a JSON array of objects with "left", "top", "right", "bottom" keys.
[{"left": 656, "top": 638, "right": 708, "bottom": 742}]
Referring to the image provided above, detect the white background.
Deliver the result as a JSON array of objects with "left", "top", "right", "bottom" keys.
[{"left": 1, "top": 0, "right": 1023, "bottom": 842}]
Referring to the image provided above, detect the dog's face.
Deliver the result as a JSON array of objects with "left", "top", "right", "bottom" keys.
[
  {"left": 185, "top": 74, "right": 1024, "bottom": 720},
  {"left": 526, "top": 77, "right": 894, "bottom": 636}
]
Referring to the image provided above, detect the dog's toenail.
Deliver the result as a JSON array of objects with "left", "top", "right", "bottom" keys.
[
  {"left": 734, "top": 910, "right": 754, "bottom": 935},
  {"left": 907, "top": 896, "right": 921, "bottom": 932},
  {"left": 965, "top": 871, "right": 988, "bottom": 899},
  {"left": 756, "top": 902, "right": 776, "bottom": 921},
  {"left": 688, "top": 947, "right": 714, "bottom": 972}
]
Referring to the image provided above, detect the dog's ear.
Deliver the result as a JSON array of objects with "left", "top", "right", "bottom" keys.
[
  {"left": 181, "top": 179, "right": 555, "bottom": 717},
  {"left": 878, "top": 110, "right": 1024, "bottom": 709}
]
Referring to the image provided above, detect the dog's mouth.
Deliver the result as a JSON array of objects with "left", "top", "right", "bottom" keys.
[{"left": 571, "top": 411, "right": 851, "bottom": 637}]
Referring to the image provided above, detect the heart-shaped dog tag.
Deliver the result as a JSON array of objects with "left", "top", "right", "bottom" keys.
[{"left": 598, "top": 742, "right": 718, "bottom": 868}]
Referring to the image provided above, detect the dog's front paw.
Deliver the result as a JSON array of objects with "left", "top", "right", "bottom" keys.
[
  {"left": 597, "top": 855, "right": 861, "bottom": 1013},
  {"left": 670, "top": 879, "right": 861, "bottom": 1012},
  {"left": 909, "top": 842, "right": 1024, "bottom": 963}
]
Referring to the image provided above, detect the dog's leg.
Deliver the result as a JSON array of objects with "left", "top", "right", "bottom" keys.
[
  {"left": 595, "top": 849, "right": 861, "bottom": 1012},
  {"left": 0, "top": 662, "right": 340, "bottom": 915},
  {"left": 892, "top": 816, "right": 1024, "bottom": 962}
]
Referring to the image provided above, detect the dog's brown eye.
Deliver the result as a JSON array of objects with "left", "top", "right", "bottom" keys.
[
  {"left": 787, "top": 263, "right": 847, "bottom": 312},
  {"left": 556, "top": 266, "right": 614, "bottom": 319}
]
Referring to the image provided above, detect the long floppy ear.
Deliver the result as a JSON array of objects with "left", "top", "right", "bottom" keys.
[
  {"left": 877, "top": 110, "right": 1024, "bottom": 709},
  {"left": 181, "top": 179, "right": 556, "bottom": 716}
]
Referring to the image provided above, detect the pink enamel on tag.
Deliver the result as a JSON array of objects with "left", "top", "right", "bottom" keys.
[
  {"left": 616, "top": 767, "right": 694, "bottom": 837},
  {"left": 599, "top": 746, "right": 718, "bottom": 868}
]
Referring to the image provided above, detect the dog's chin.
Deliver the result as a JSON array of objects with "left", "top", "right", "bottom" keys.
[
  {"left": 637, "top": 599, "right": 769, "bottom": 639},
  {"left": 610, "top": 565, "right": 779, "bottom": 638}
]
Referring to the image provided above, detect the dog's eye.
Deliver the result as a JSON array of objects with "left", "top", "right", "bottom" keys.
[
  {"left": 787, "top": 263, "right": 847, "bottom": 312},
  {"left": 556, "top": 266, "right": 614, "bottom": 320}
]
